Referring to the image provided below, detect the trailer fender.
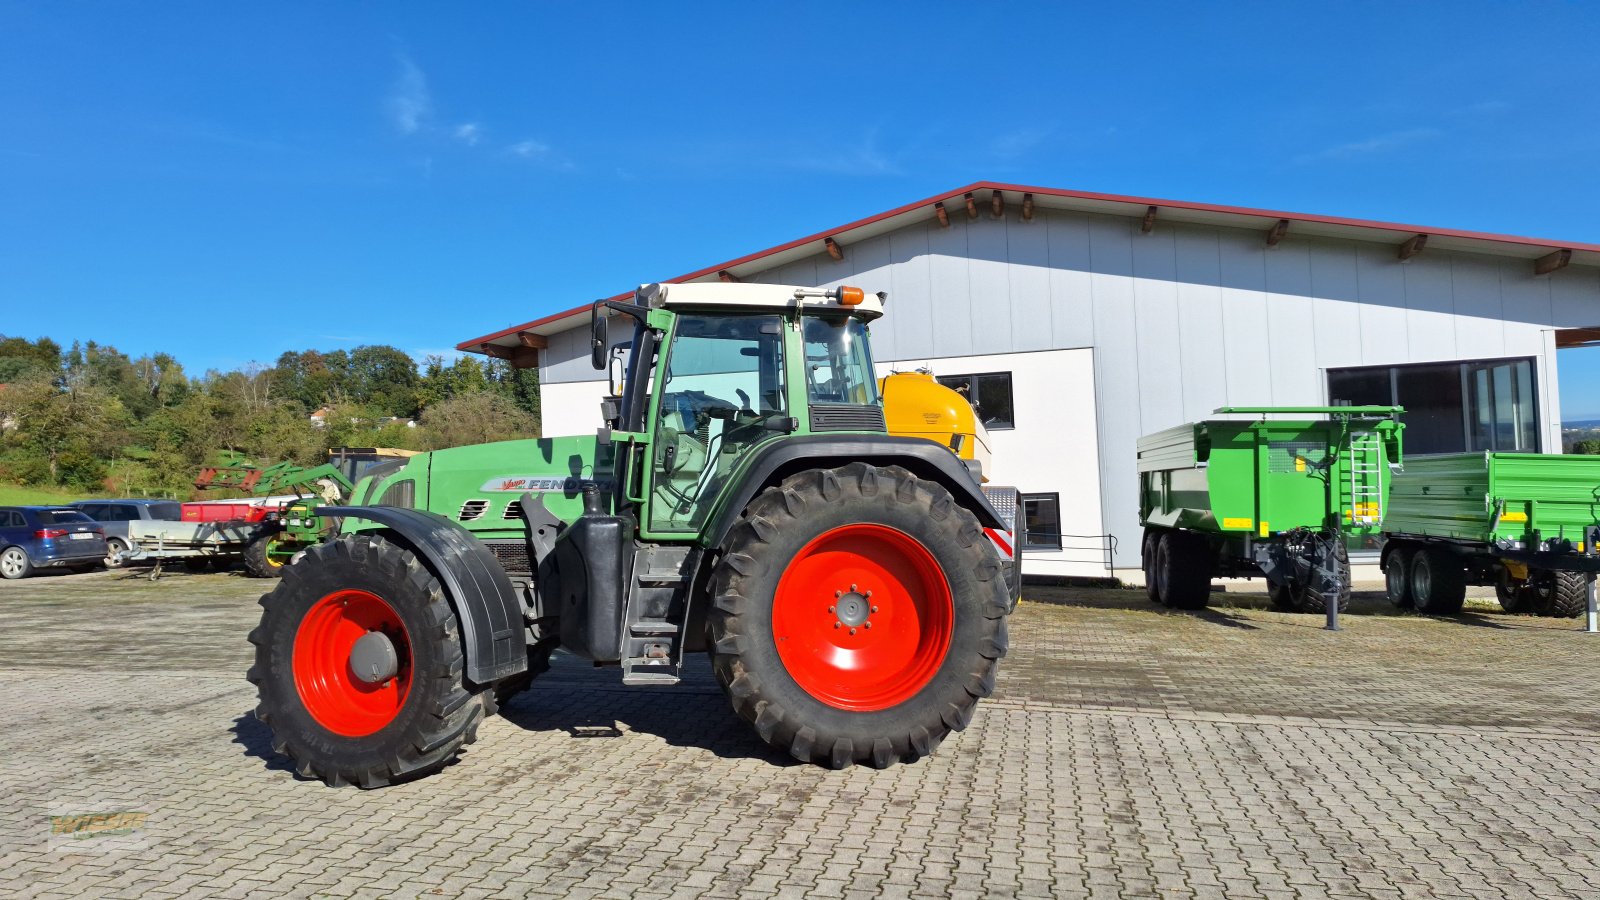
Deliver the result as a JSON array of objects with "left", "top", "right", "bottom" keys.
[
  {"left": 320, "top": 506, "right": 528, "bottom": 686},
  {"left": 705, "top": 435, "right": 1006, "bottom": 551}
]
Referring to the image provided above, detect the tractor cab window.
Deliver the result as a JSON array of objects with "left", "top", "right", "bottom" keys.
[
  {"left": 649, "top": 314, "right": 786, "bottom": 533},
  {"left": 803, "top": 316, "right": 879, "bottom": 406}
]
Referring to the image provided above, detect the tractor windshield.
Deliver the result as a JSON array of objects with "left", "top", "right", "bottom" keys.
[{"left": 802, "top": 316, "right": 879, "bottom": 406}]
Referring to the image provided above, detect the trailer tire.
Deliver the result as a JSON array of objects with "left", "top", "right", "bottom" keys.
[
  {"left": 1385, "top": 548, "right": 1413, "bottom": 608},
  {"left": 1494, "top": 567, "right": 1529, "bottom": 614},
  {"left": 1157, "top": 531, "right": 1212, "bottom": 611},
  {"left": 247, "top": 535, "right": 490, "bottom": 788},
  {"left": 1530, "top": 570, "right": 1588, "bottom": 618},
  {"left": 1409, "top": 548, "right": 1466, "bottom": 615},
  {"left": 244, "top": 532, "right": 288, "bottom": 579},
  {"left": 707, "top": 463, "right": 1008, "bottom": 770},
  {"left": 1291, "top": 539, "right": 1351, "bottom": 615},
  {"left": 1142, "top": 530, "right": 1162, "bottom": 604}
]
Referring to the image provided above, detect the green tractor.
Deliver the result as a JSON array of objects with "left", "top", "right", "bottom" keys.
[{"left": 249, "top": 282, "right": 1013, "bottom": 786}]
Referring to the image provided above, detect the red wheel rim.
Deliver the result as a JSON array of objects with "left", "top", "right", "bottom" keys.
[
  {"left": 772, "top": 523, "right": 954, "bottom": 711},
  {"left": 292, "top": 589, "right": 412, "bottom": 737}
]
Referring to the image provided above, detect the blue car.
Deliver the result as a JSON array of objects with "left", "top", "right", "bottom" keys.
[{"left": 0, "top": 506, "right": 108, "bottom": 579}]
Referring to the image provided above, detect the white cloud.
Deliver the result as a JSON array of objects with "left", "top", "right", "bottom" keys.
[
  {"left": 454, "top": 123, "right": 482, "bottom": 146},
  {"left": 1294, "top": 128, "right": 1440, "bottom": 165},
  {"left": 387, "top": 54, "right": 432, "bottom": 134},
  {"left": 509, "top": 139, "right": 550, "bottom": 158}
]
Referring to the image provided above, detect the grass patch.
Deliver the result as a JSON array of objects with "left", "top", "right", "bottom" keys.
[{"left": 0, "top": 484, "right": 92, "bottom": 505}]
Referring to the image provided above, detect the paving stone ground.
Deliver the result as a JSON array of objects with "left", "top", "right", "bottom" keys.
[{"left": 2, "top": 567, "right": 1599, "bottom": 898}]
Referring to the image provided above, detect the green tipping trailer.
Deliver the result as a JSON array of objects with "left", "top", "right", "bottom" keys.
[
  {"left": 1138, "top": 406, "right": 1404, "bottom": 613},
  {"left": 1381, "top": 452, "right": 1600, "bottom": 617}
]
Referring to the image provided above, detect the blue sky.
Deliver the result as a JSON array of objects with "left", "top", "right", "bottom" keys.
[{"left": 4, "top": 3, "right": 1600, "bottom": 414}]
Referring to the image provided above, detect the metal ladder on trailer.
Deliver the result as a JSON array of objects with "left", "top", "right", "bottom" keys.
[{"left": 1343, "top": 430, "right": 1386, "bottom": 528}]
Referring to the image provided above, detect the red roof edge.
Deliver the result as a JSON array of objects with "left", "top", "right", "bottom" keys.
[{"left": 458, "top": 180, "right": 1600, "bottom": 352}]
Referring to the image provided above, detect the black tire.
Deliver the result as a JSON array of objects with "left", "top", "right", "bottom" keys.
[
  {"left": 1385, "top": 547, "right": 1413, "bottom": 608},
  {"left": 1494, "top": 566, "right": 1528, "bottom": 614},
  {"left": 707, "top": 463, "right": 1008, "bottom": 769},
  {"left": 1268, "top": 580, "right": 1298, "bottom": 612},
  {"left": 1142, "top": 530, "right": 1162, "bottom": 604},
  {"left": 0, "top": 545, "right": 33, "bottom": 580},
  {"left": 247, "top": 535, "right": 489, "bottom": 788},
  {"left": 1156, "top": 531, "right": 1211, "bottom": 610},
  {"left": 104, "top": 537, "right": 132, "bottom": 569},
  {"left": 1409, "top": 548, "right": 1466, "bottom": 615},
  {"left": 1530, "top": 570, "right": 1589, "bottom": 619},
  {"left": 244, "top": 532, "right": 287, "bottom": 579}
]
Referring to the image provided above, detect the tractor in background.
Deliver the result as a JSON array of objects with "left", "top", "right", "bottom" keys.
[
  {"left": 194, "top": 448, "right": 416, "bottom": 577},
  {"left": 249, "top": 282, "right": 1015, "bottom": 786}
]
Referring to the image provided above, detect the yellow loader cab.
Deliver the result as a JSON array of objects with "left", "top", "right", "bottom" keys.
[{"left": 879, "top": 371, "right": 993, "bottom": 482}]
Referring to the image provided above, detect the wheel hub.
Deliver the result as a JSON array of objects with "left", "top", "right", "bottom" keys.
[
  {"left": 834, "top": 585, "right": 872, "bottom": 628},
  {"left": 349, "top": 631, "right": 398, "bottom": 684}
]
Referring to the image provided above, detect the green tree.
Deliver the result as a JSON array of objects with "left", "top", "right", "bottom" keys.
[
  {"left": 1571, "top": 439, "right": 1600, "bottom": 455},
  {"left": 419, "top": 391, "right": 539, "bottom": 449}
]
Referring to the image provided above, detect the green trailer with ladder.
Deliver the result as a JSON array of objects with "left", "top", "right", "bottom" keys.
[
  {"left": 1381, "top": 452, "right": 1600, "bottom": 617},
  {"left": 1137, "top": 406, "right": 1404, "bottom": 612}
]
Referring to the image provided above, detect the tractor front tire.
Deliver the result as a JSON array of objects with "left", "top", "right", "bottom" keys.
[
  {"left": 247, "top": 535, "right": 489, "bottom": 788},
  {"left": 244, "top": 532, "right": 287, "bottom": 579},
  {"left": 708, "top": 463, "right": 1009, "bottom": 769}
]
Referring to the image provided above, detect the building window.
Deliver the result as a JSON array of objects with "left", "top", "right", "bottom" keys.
[
  {"left": 935, "top": 372, "right": 1014, "bottom": 430},
  {"left": 1327, "top": 357, "right": 1538, "bottom": 454},
  {"left": 1020, "top": 493, "right": 1062, "bottom": 551}
]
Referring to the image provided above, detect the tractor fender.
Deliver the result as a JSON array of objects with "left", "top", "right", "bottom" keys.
[
  {"left": 704, "top": 435, "right": 1006, "bottom": 551},
  {"left": 320, "top": 506, "right": 528, "bottom": 686}
]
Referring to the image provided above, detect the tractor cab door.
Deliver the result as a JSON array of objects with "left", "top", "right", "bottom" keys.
[{"left": 647, "top": 313, "right": 787, "bottom": 534}]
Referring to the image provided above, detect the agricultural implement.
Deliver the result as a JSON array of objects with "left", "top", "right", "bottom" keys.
[
  {"left": 1382, "top": 452, "right": 1600, "bottom": 617},
  {"left": 249, "top": 283, "right": 1015, "bottom": 786},
  {"left": 1137, "top": 406, "right": 1404, "bottom": 613},
  {"left": 195, "top": 448, "right": 415, "bottom": 577}
]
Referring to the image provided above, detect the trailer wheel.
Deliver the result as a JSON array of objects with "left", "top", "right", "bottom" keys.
[
  {"left": 247, "top": 535, "right": 489, "bottom": 787},
  {"left": 1385, "top": 548, "right": 1413, "bottom": 608},
  {"left": 1156, "top": 531, "right": 1212, "bottom": 611},
  {"left": 1494, "top": 567, "right": 1529, "bottom": 614},
  {"left": 1142, "top": 530, "right": 1162, "bottom": 604},
  {"left": 244, "top": 532, "right": 288, "bottom": 579},
  {"left": 708, "top": 463, "right": 1008, "bottom": 769},
  {"left": 1529, "top": 570, "right": 1588, "bottom": 618},
  {"left": 1409, "top": 548, "right": 1466, "bottom": 615},
  {"left": 1289, "top": 538, "right": 1350, "bottom": 615}
]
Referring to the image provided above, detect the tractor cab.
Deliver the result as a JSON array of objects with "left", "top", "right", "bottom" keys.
[{"left": 590, "top": 282, "right": 890, "bottom": 537}]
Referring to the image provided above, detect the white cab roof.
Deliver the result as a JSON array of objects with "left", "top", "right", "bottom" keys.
[{"left": 634, "top": 282, "right": 885, "bottom": 320}]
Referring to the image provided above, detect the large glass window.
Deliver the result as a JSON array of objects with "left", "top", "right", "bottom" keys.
[
  {"left": 803, "top": 317, "right": 879, "bottom": 406},
  {"left": 1328, "top": 357, "right": 1539, "bottom": 454},
  {"left": 936, "top": 372, "right": 1015, "bottom": 430},
  {"left": 650, "top": 314, "right": 786, "bottom": 532}
]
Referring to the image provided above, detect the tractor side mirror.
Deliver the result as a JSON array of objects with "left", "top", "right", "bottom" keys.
[
  {"left": 590, "top": 304, "right": 608, "bottom": 370},
  {"left": 607, "top": 346, "right": 626, "bottom": 398}
]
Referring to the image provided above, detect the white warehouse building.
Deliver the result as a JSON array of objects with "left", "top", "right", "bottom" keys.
[{"left": 460, "top": 181, "right": 1600, "bottom": 578}]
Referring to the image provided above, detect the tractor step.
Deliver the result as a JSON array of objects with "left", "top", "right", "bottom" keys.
[{"left": 621, "top": 658, "right": 681, "bottom": 686}]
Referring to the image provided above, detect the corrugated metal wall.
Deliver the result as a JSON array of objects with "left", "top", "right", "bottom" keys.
[{"left": 541, "top": 208, "right": 1600, "bottom": 567}]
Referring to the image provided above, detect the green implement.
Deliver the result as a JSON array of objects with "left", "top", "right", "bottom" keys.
[
  {"left": 1382, "top": 452, "right": 1600, "bottom": 617},
  {"left": 1137, "top": 406, "right": 1404, "bottom": 614}
]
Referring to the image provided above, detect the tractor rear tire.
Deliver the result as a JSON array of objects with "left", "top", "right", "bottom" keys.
[
  {"left": 1409, "top": 548, "right": 1466, "bottom": 615},
  {"left": 247, "top": 535, "right": 490, "bottom": 788},
  {"left": 1385, "top": 548, "right": 1413, "bottom": 608},
  {"left": 708, "top": 463, "right": 1008, "bottom": 770},
  {"left": 244, "top": 532, "right": 287, "bottom": 579},
  {"left": 1156, "top": 531, "right": 1212, "bottom": 610}
]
